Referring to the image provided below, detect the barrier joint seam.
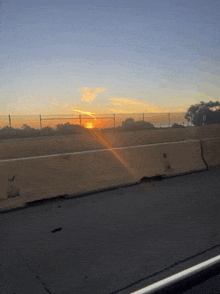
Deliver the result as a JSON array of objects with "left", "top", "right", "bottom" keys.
[{"left": 200, "top": 140, "right": 209, "bottom": 170}]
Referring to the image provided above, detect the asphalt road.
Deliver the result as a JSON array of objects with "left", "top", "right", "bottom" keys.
[
  {"left": 182, "top": 271, "right": 220, "bottom": 294},
  {"left": 1, "top": 166, "right": 220, "bottom": 294}
]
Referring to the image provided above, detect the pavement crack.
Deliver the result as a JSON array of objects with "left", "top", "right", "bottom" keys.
[
  {"left": 200, "top": 140, "right": 209, "bottom": 170},
  {"left": 15, "top": 248, "right": 54, "bottom": 294},
  {"left": 35, "top": 276, "right": 53, "bottom": 294}
]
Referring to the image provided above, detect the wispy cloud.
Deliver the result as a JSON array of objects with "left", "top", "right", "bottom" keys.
[
  {"left": 197, "top": 82, "right": 220, "bottom": 100},
  {"left": 108, "top": 97, "right": 165, "bottom": 113},
  {"left": 78, "top": 87, "right": 106, "bottom": 102},
  {"left": 71, "top": 109, "right": 97, "bottom": 120},
  {"left": 61, "top": 104, "right": 68, "bottom": 109},
  {"left": 51, "top": 102, "right": 69, "bottom": 109}
]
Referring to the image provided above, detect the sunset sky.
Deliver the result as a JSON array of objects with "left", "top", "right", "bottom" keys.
[{"left": 1, "top": 0, "right": 220, "bottom": 116}]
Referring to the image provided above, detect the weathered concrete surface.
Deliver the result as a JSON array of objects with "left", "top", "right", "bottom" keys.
[
  {"left": 115, "top": 139, "right": 205, "bottom": 177},
  {"left": 0, "top": 140, "right": 206, "bottom": 210},
  {"left": 0, "top": 173, "right": 7, "bottom": 199},
  {"left": 202, "top": 137, "right": 220, "bottom": 167},
  {"left": 1, "top": 166, "right": 220, "bottom": 294}
]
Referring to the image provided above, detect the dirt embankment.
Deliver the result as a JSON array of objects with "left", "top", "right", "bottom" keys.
[
  {"left": 1, "top": 124, "right": 220, "bottom": 160},
  {"left": 101, "top": 124, "right": 220, "bottom": 148}
]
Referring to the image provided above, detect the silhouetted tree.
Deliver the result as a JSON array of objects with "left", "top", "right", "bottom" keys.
[
  {"left": 56, "top": 122, "right": 86, "bottom": 134},
  {"left": 41, "top": 126, "right": 55, "bottom": 136},
  {"left": 21, "top": 124, "right": 38, "bottom": 134},
  {"left": 121, "top": 118, "right": 135, "bottom": 128},
  {"left": 184, "top": 101, "right": 220, "bottom": 126},
  {"left": 172, "top": 123, "right": 186, "bottom": 128},
  {"left": 120, "top": 118, "right": 155, "bottom": 131}
]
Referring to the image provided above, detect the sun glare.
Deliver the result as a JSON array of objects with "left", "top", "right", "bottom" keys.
[{"left": 86, "top": 122, "right": 93, "bottom": 128}]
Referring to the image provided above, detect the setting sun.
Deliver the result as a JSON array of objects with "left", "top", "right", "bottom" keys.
[{"left": 86, "top": 122, "right": 94, "bottom": 129}]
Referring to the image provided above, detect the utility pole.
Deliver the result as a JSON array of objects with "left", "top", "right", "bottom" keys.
[
  {"left": 8, "top": 115, "right": 11, "bottom": 128},
  {"left": 168, "top": 113, "right": 170, "bottom": 127},
  {"left": 79, "top": 115, "right": 81, "bottom": 126},
  {"left": 143, "top": 113, "right": 144, "bottom": 121},
  {"left": 113, "top": 114, "right": 115, "bottom": 128},
  {"left": 39, "top": 115, "right": 42, "bottom": 129}
]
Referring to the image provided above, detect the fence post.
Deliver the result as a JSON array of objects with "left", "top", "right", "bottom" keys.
[
  {"left": 168, "top": 113, "right": 170, "bottom": 127},
  {"left": 79, "top": 115, "right": 81, "bottom": 126},
  {"left": 39, "top": 115, "right": 42, "bottom": 129},
  {"left": 8, "top": 115, "right": 11, "bottom": 128},
  {"left": 113, "top": 114, "right": 115, "bottom": 128}
]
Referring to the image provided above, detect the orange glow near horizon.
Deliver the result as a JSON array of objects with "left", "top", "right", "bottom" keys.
[
  {"left": 86, "top": 122, "right": 94, "bottom": 128},
  {"left": 1, "top": 112, "right": 188, "bottom": 129}
]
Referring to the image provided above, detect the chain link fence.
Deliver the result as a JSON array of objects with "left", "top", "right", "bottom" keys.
[
  {"left": 0, "top": 112, "right": 189, "bottom": 130},
  {"left": 0, "top": 115, "right": 9, "bottom": 129}
]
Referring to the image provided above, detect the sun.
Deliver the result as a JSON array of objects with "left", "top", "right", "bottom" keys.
[{"left": 86, "top": 122, "right": 93, "bottom": 129}]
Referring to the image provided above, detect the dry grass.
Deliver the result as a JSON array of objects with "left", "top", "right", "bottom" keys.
[{"left": 1, "top": 124, "right": 220, "bottom": 161}]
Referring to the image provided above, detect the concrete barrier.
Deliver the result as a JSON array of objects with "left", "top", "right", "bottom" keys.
[
  {"left": 0, "top": 140, "right": 206, "bottom": 210},
  {"left": 0, "top": 173, "right": 7, "bottom": 199},
  {"left": 201, "top": 137, "right": 220, "bottom": 167},
  {"left": 114, "top": 139, "right": 206, "bottom": 179},
  {"left": 0, "top": 167, "right": 20, "bottom": 200}
]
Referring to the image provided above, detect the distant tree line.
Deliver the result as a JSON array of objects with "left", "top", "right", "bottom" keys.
[
  {"left": 119, "top": 101, "right": 220, "bottom": 131},
  {"left": 184, "top": 101, "right": 220, "bottom": 126},
  {"left": 0, "top": 122, "right": 90, "bottom": 139},
  {"left": 118, "top": 118, "right": 186, "bottom": 130},
  {"left": 1, "top": 102, "right": 220, "bottom": 140}
]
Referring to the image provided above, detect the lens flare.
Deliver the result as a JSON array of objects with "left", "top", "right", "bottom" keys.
[{"left": 90, "top": 129, "right": 135, "bottom": 177}]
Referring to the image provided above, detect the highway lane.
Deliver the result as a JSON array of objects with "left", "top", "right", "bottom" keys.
[{"left": 1, "top": 166, "right": 220, "bottom": 294}]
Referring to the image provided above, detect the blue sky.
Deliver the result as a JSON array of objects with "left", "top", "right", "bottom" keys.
[{"left": 1, "top": 0, "right": 220, "bottom": 115}]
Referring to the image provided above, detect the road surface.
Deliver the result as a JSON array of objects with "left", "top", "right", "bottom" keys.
[{"left": 1, "top": 166, "right": 220, "bottom": 294}]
